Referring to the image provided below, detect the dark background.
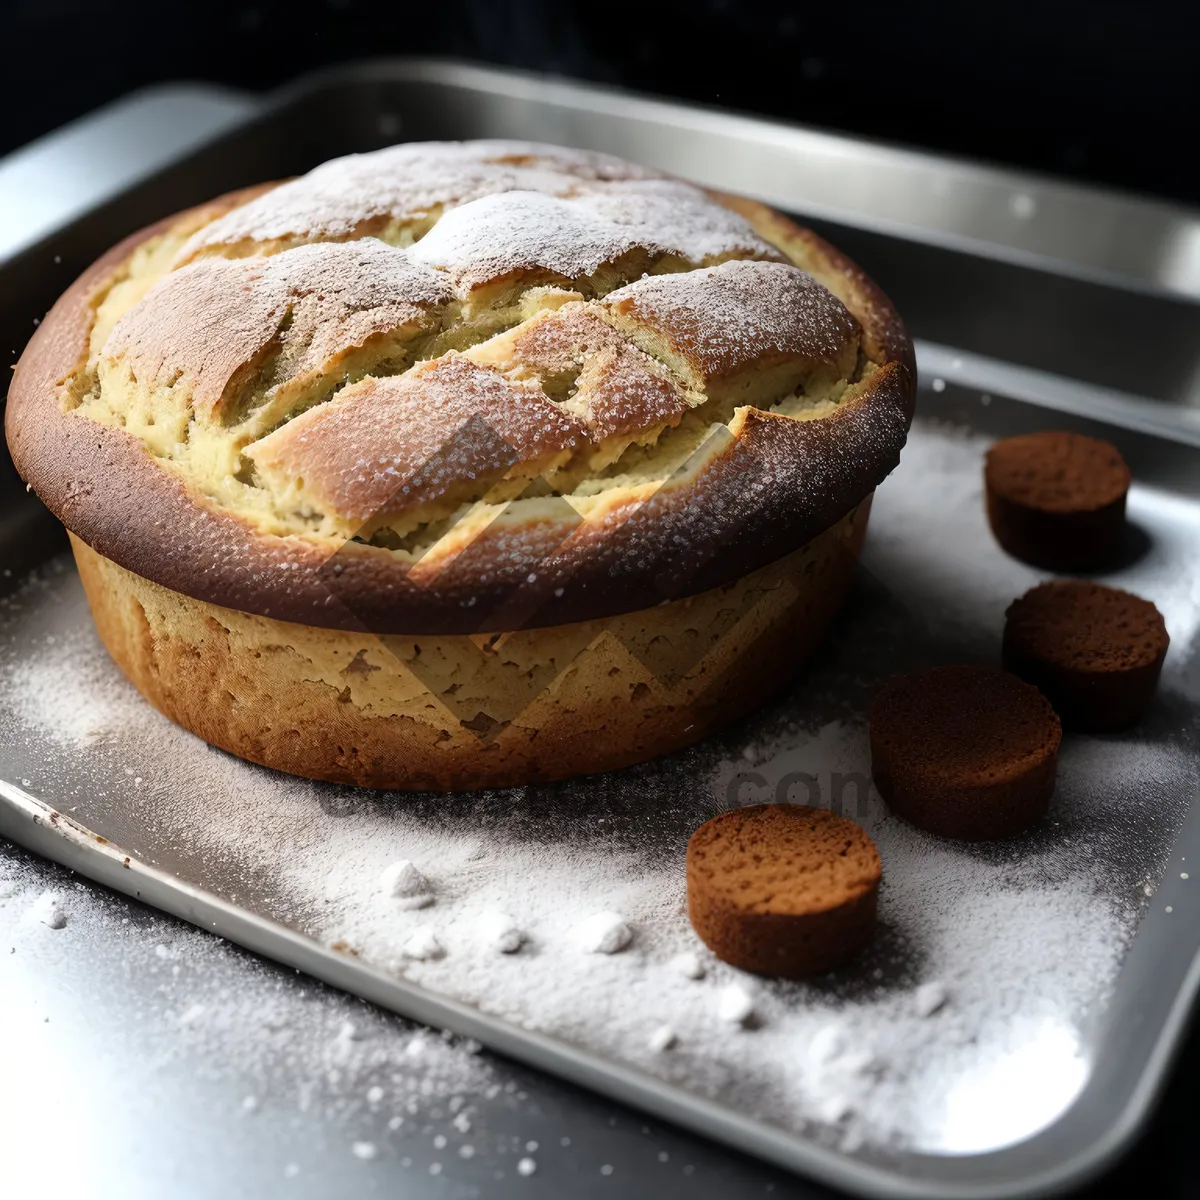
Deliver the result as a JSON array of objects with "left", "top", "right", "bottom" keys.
[{"left": 3, "top": 0, "right": 1199, "bottom": 205}]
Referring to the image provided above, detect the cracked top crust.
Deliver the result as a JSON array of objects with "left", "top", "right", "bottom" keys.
[{"left": 6, "top": 139, "right": 915, "bottom": 634}]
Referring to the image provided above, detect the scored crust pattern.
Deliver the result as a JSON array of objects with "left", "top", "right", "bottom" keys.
[{"left": 8, "top": 140, "right": 915, "bottom": 634}]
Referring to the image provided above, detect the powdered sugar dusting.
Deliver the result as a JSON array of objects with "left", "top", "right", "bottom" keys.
[
  {"left": 29, "top": 890, "right": 68, "bottom": 929},
  {"left": 380, "top": 859, "right": 435, "bottom": 909},
  {"left": 408, "top": 190, "right": 652, "bottom": 288},
  {"left": 181, "top": 140, "right": 661, "bottom": 254},
  {"left": 106, "top": 238, "right": 452, "bottom": 416},
  {"left": 574, "top": 910, "right": 635, "bottom": 955},
  {"left": 0, "top": 642, "right": 1155, "bottom": 1151},
  {"left": 606, "top": 260, "right": 859, "bottom": 379},
  {"left": 402, "top": 926, "right": 445, "bottom": 961},
  {"left": 408, "top": 184, "right": 778, "bottom": 294},
  {"left": 716, "top": 984, "right": 756, "bottom": 1026},
  {"left": 0, "top": 850, "right": 506, "bottom": 1156},
  {"left": 81, "top": 137, "right": 897, "bottom": 573},
  {"left": 913, "top": 981, "right": 948, "bottom": 1018},
  {"left": 2, "top": 416, "right": 1196, "bottom": 1157},
  {"left": 479, "top": 910, "right": 526, "bottom": 954},
  {"left": 574, "top": 179, "right": 781, "bottom": 264}
]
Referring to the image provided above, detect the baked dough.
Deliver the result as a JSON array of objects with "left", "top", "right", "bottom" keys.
[
  {"left": 8, "top": 141, "right": 915, "bottom": 788},
  {"left": 985, "top": 431, "right": 1130, "bottom": 570},
  {"left": 686, "top": 804, "right": 881, "bottom": 978},
  {"left": 1003, "top": 580, "right": 1168, "bottom": 730},
  {"left": 870, "top": 665, "right": 1061, "bottom": 841}
]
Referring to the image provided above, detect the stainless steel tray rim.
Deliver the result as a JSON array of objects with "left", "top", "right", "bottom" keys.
[
  {"left": 3, "top": 773, "right": 1197, "bottom": 1200},
  {"left": 4, "top": 60, "right": 1200, "bottom": 1199},
  {"left": 278, "top": 57, "right": 1200, "bottom": 305}
]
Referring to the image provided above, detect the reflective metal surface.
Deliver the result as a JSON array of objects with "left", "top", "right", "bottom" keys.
[
  {"left": 315, "top": 61, "right": 1200, "bottom": 305},
  {"left": 0, "top": 84, "right": 254, "bottom": 263},
  {"left": 283, "top": 61, "right": 1200, "bottom": 411},
  {"left": 4, "top": 62, "right": 1200, "bottom": 416},
  {"left": 1, "top": 835, "right": 802, "bottom": 1200},
  {"left": 2, "top": 63, "right": 1200, "bottom": 1200},
  {"left": 3, "top": 372, "right": 1199, "bottom": 1199}
]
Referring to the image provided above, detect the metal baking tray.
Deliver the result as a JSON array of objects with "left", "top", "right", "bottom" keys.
[{"left": 2, "top": 60, "right": 1199, "bottom": 1200}]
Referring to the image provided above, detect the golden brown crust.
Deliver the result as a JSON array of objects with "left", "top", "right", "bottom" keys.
[
  {"left": 72, "top": 502, "right": 869, "bottom": 790},
  {"left": 603, "top": 258, "right": 859, "bottom": 394},
  {"left": 103, "top": 239, "right": 453, "bottom": 423},
  {"left": 504, "top": 305, "right": 692, "bottom": 438},
  {"left": 7, "top": 163, "right": 914, "bottom": 635},
  {"left": 709, "top": 191, "right": 917, "bottom": 391},
  {"left": 245, "top": 353, "right": 590, "bottom": 527}
]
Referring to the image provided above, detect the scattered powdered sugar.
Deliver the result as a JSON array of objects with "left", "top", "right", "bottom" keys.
[
  {"left": 716, "top": 984, "right": 756, "bottom": 1026},
  {"left": 178, "top": 138, "right": 770, "bottom": 287},
  {"left": 2, "top": 621, "right": 1140, "bottom": 1153},
  {"left": 863, "top": 418, "right": 1200, "bottom": 689},
  {"left": 648, "top": 1025, "right": 678, "bottom": 1053},
  {"left": 478, "top": 910, "right": 526, "bottom": 954},
  {"left": 406, "top": 184, "right": 774, "bottom": 293},
  {"left": 913, "top": 981, "right": 949, "bottom": 1018},
  {"left": 1, "top": 417, "right": 1196, "bottom": 1158},
  {"left": 408, "top": 190, "right": 651, "bottom": 288},
  {"left": 108, "top": 237, "right": 453, "bottom": 418},
  {"left": 402, "top": 926, "right": 445, "bottom": 962},
  {"left": 380, "top": 860, "right": 436, "bottom": 910},
  {"left": 29, "top": 890, "right": 68, "bottom": 929},
  {"left": 1124, "top": 484, "right": 1200, "bottom": 660},
  {"left": 5, "top": 628, "right": 147, "bottom": 748},
  {"left": 182, "top": 139, "right": 659, "bottom": 251},
  {"left": 605, "top": 260, "right": 859, "bottom": 376},
  {"left": 672, "top": 951, "right": 706, "bottom": 981},
  {"left": 574, "top": 910, "right": 635, "bottom": 955},
  {"left": 0, "top": 849, "right": 508, "bottom": 1159},
  {"left": 571, "top": 178, "right": 779, "bottom": 264}
]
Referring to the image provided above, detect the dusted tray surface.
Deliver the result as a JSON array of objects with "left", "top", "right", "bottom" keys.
[
  {"left": 2, "top": 385, "right": 1198, "bottom": 1199},
  {"left": 2, "top": 62, "right": 1200, "bottom": 1200}
]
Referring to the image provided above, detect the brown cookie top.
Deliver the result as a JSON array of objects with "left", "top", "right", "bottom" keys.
[
  {"left": 1005, "top": 580, "right": 1168, "bottom": 675},
  {"left": 870, "top": 665, "right": 1061, "bottom": 791},
  {"left": 985, "top": 431, "right": 1131, "bottom": 514},
  {"left": 686, "top": 803, "right": 880, "bottom": 917}
]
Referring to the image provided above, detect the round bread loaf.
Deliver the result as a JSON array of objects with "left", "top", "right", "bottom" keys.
[
  {"left": 870, "top": 665, "right": 1061, "bottom": 841},
  {"left": 686, "top": 804, "right": 881, "bottom": 978},
  {"left": 7, "top": 140, "right": 914, "bottom": 789},
  {"left": 1003, "top": 580, "right": 1169, "bottom": 731},
  {"left": 984, "top": 431, "right": 1131, "bottom": 570}
]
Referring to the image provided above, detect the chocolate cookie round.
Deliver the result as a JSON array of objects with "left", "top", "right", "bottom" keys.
[
  {"left": 686, "top": 804, "right": 881, "bottom": 979},
  {"left": 985, "top": 431, "right": 1131, "bottom": 570},
  {"left": 870, "top": 665, "right": 1061, "bottom": 841},
  {"left": 1003, "top": 580, "right": 1168, "bottom": 731}
]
